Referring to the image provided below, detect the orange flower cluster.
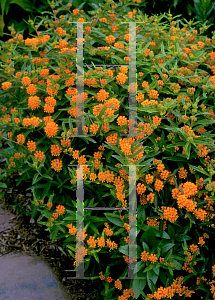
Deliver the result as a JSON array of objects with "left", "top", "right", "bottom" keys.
[
  {"left": 26, "top": 84, "right": 38, "bottom": 95},
  {"left": 50, "top": 144, "right": 62, "bottom": 156},
  {"left": 181, "top": 182, "right": 198, "bottom": 198},
  {"left": 148, "top": 89, "right": 159, "bottom": 99},
  {"left": 159, "top": 206, "right": 179, "bottom": 223},
  {"left": 28, "top": 96, "right": 41, "bottom": 110},
  {"left": 39, "top": 68, "right": 49, "bottom": 77},
  {"left": 44, "top": 121, "right": 58, "bottom": 138},
  {"left": 56, "top": 204, "right": 65, "bottom": 215},
  {"left": 106, "top": 133, "right": 118, "bottom": 145},
  {"left": 51, "top": 158, "right": 63, "bottom": 172},
  {"left": 117, "top": 116, "right": 127, "bottom": 126},
  {"left": 97, "top": 89, "right": 109, "bottom": 102},
  {"left": 136, "top": 182, "right": 147, "bottom": 194},
  {"left": 17, "top": 134, "right": 25, "bottom": 144},
  {"left": 61, "top": 138, "right": 71, "bottom": 147},
  {"left": 154, "top": 179, "right": 164, "bottom": 192},
  {"left": 119, "top": 138, "right": 132, "bottom": 156},
  {"left": 34, "top": 150, "right": 44, "bottom": 162},
  {"left": 106, "top": 35, "right": 115, "bottom": 44},
  {"left": 177, "top": 195, "right": 197, "bottom": 212},
  {"left": 90, "top": 123, "right": 99, "bottom": 134},
  {"left": 152, "top": 115, "right": 162, "bottom": 126},
  {"left": 27, "top": 140, "right": 36, "bottom": 152},
  {"left": 22, "top": 116, "right": 42, "bottom": 127},
  {"left": 2, "top": 82, "right": 12, "bottom": 90},
  {"left": 116, "top": 72, "right": 128, "bottom": 85},
  {"left": 55, "top": 27, "right": 66, "bottom": 36},
  {"left": 178, "top": 167, "right": 188, "bottom": 179},
  {"left": 104, "top": 222, "right": 113, "bottom": 236},
  {"left": 114, "top": 42, "right": 124, "bottom": 49}
]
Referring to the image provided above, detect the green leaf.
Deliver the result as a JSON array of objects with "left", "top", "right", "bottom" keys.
[
  {"left": 0, "top": 0, "right": 7, "bottom": 17},
  {"left": 188, "top": 164, "right": 209, "bottom": 176},
  {"left": 159, "top": 268, "right": 167, "bottom": 285},
  {"left": 50, "top": 225, "right": 60, "bottom": 242},
  {"left": 31, "top": 204, "right": 38, "bottom": 219},
  {"left": 181, "top": 273, "right": 196, "bottom": 284},
  {"left": 133, "top": 261, "right": 146, "bottom": 274},
  {"left": 154, "top": 227, "right": 170, "bottom": 239},
  {"left": 147, "top": 269, "right": 158, "bottom": 293},
  {"left": 110, "top": 54, "right": 126, "bottom": 64},
  {"left": 161, "top": 243, "right": 175, "bottom": 256},
  {"left": 141, "top": 227, "right": 157, "bottom": 248},
  {"left": 42, "top": 182, "right": 52, "bottom": 200},
  {"left": 91, "top": 250, "right": 100, "bottom": 264},
  {"left": 10, "top": 0, "right": 33, "bottom": 12},
  {"left": 0, "top": 183, "right": 7, "bottom": 188},
  {"left": 143, "top": 264, "right": 154, "bottom": 273},
  {"left": 104, "top": 212, "right": 124, "bottom": 227},
  {"left": 32, "top": 173, "right": 39, "bottom": 185},
  {"left": 132, "top": 278, "right": 146, "bottom": 299},
  {"left": 90, "top": 223, "right": 100, "bottom": 235},
  {"left": 0, "top": 147, "right": 16, "bottom": 158},
  {"left": 184, "top": 142, "right": 191, "bottom": 160},
  {"left": 141, "top": 241, "right": 150, "bottom": 252}
]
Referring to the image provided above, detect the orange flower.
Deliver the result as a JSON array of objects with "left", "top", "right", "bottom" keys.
[
  {"left": 106, "top": 133, "right": 118, "bottom": 145},
  {"left": 55, "top": 27, "right": 66, "bottom": 36},
  {"left": 34, "top": 150, "right": 44, "bottom": 162},
  {"left": 148, "top": 253, "right": 158, "bottom": 264},
  {"left": 90, "top": 123, "right": 99, "bottom": 134},
  {"left": 50, "top": 144, "right": 62, "bottom": 156},
  {"left": 44, "top": 122, "right": 58, "bottom": 138},
  {"left": 104, "top": 222, "right": 113, "bottom": 236},
  {"left": 152, "top": 115, "right": 162, "bottom": 126},
  {"left": 14, "top": 153, "right": 21, "bottom": 159},
  {"left": 17, "top": 134, "right": 25, "bottom": 144},
  {"left": 141, "top": 250, "right": 149, "bottom": 261},
  {"left": 115, "top": 279, "right": 122, "bottom": 290},
  {"left": 2, "top": 82, "right": 12, "bottom": 90},
  {"left": 106, "top": 35, "right": 115, "bottom": 44},
  {"left": 178, "top": 167, "right": 188, "bottom": 179},
  {"left": 182, "top": 182, "right": 198, "bottom": 198},
  {"left": 87, "top": 236, "right": 97, "bottom": 248},
  {"left": 117, "top": 116, "right": 127, "bottom": 126},
  {"left": 56, "top": 204, "right": 65, "bottom": 215},
  {"left": 44, "top": 96, "right": 56, "bottom": 106},
  {"left": 27, "top": 140, "right": 36, "bottom": 152},
  {"left": 51, "top": 159, "right": 62, "bottom": 172},
  {"left": 97, "top": 89, "right": 109, "bottom": 102},
  {"left": 97, "top": 236, "right": 105, "bottom": 248},
  {"left": 28, "top": 96, "right": 41, "bottom": 110},
  {"left": 154, "top": 179, "right": 164, "bottom": 192},
  {"left": 39, "top": 68, "right": 49, "bottom": 77},
  {"left": 44, "top": 104, "right": 54, "bottom": 113},
  {"left": 26, "top": 84, "right": 37, "bottom": 95},
  {"left": 116, "top": 72, "right": 128, "bottom": 84},
  {"left": 107, "top": 276, "right": 112, "bottom": 283},
  {"left": 160, "top": 206, "right": 179, "bottom": 223}
]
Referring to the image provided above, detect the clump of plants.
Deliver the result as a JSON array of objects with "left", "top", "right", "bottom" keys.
[{"left": 1, "top": 0, "right": 215, "bottom": 299}]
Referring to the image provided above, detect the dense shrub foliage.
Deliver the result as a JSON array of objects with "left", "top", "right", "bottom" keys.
[{"left": 1, "top": 0, "right": 215, "bottom": 299}]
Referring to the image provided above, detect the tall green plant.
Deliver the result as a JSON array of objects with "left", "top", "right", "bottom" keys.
[{"left": 0, "top": 0, "right": 51, "bottom": 37}]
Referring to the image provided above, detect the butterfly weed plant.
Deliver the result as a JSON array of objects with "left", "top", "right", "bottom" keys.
[{"left": 0, "top": 0, "right": 215, "bottom": 299}]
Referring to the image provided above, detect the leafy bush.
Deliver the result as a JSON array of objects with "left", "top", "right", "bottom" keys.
[{"left": 1, "top": 0, "right": 215, "bottom": 299}]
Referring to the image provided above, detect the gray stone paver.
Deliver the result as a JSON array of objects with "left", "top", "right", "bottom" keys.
[
  {"left": 0, "top": 252, "right": 70, "bottom": 300},
  {"left": 0, "top": 203, "right": 16, "bottom": 232},
  {"left": 0, "top": 203, "right": 70, "bottom": 300}
]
